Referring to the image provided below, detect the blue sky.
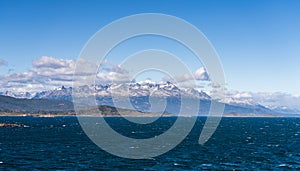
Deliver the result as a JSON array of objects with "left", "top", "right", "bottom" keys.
[{"left": 0, "top": 0, "right": 300, "bottom": 93}]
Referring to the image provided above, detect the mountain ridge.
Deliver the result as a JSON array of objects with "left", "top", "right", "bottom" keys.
[
  {"left": 0, "top": 82, "right": 288, "bottom": 116},
  {"left": 0, "top": 82, "right": 297, "bottom": 115}
]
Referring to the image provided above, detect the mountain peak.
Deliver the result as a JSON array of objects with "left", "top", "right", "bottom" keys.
[{"left": 56, "top": 85, "right": 67, "bottom": 91}]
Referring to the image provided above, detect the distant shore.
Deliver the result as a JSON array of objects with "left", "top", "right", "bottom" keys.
[{"left": 0, "top": 112, "right": 299, "bottom": 118}]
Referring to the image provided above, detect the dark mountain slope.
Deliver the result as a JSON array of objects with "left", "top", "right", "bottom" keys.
[{"left": 0, "top": 95, "right": 74, "bottom": 113}]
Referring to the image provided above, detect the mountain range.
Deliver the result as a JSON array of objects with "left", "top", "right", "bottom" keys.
[{"left": 0, "top": 82, "right": 298, "bottom": 116}]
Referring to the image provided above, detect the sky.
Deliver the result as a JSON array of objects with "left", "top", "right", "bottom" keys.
[{"left": 0, "top": 0, "right": 300, "bottom": 94}]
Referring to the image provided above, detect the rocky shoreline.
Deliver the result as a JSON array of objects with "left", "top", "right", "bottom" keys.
[{"left": 0, "top": 123, "right": 26, "bottom": 127}]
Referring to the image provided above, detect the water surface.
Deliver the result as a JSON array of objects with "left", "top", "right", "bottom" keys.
[{"left": 0, "top": 117, "right": 299, "bottom": 170}]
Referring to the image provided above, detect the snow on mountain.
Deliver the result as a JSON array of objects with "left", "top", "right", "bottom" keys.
[
  {"left": 183, "top": 88, "right": 211, "bottom": 100},
  {"left": 266, "top": 106, "right": 300, "bottom": 114},
  {"left": 1, "top": 82, "right": 297, "bottom": 114},
  {"left": 1, "top": 82, "right": 213, "bottom": 102},
  {"left": 220, "top": 97, "right": 257, "bottom": 107},
  {"left": 0, "top": 91, "right": 34, "bottom": 99},
  {"left": 0, "top": 82, "right": 252, "bottom": 105},
  {"left": 224, "top": 91, "right": 300, "bottom": 114},
  {"left": 33, "top": 86, "right": 72, "bottom": 101},
  {"left": 93, "top": 82, "right": 195, "bottom": 98}
]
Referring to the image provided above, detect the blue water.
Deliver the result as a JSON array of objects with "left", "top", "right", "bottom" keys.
[{"left": 0, "top": 117, "right": 299, "bottom": 170}]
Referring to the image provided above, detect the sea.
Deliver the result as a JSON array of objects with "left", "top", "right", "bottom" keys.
[{"left": 0, "top": 116, "right": 299, "bottom": 170}]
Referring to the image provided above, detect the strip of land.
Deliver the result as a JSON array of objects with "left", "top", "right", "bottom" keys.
[{"left": 0, "top": 111, "right": 297, "bottom": 117}]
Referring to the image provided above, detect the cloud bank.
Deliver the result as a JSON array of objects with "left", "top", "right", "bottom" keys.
[
  {"left": 226, "top": 90, "right": 300, "bottom": 111},
  {"left": 0, "top": 56, "right": 210, "bottom": 92},
  {"left": 0, "top": 56, "right": 76, "bottom": 92}
]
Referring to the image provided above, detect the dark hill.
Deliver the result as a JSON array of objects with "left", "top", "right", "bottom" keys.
[{"left": 0, "top": 95, "right": 74, "bottom": 113}]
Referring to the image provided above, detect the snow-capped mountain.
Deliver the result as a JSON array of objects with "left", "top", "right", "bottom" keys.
[
  {"left": 0, "top": 91, "right": 34, "bottom": 99},
  {"left": 0, "top": 82, "right": 296, "bottom": 115},
  {"left": 223, "top": 91, "right": 300, "bottom": 114},
  {"left": 266, "top": 106, "right": 300, "bottom": 114},
  {"left": 31, "top": 82, "right": 212, "bottom": 100},
  {"left": 33, "top": 86, "right": 72, "bottom": 101},
  {"left": 220, "top": 97, "right": 257, "bottom": 108}
]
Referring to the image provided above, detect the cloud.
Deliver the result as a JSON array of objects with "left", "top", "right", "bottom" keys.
[
  {"left": 96, "top": 72, "right": 131, "bottom": 84},
  {"left": 101, "top": 60, "right": 128, "bottom": 74},
  {"left": 163, "top": 73, "right": 193, "bottom": 83},
  {"left": 30, "top": 56, "right": 76, "bottom": 76},
  {"left": 33, "top": 56, "right": 74, "bottom": 69},
  {"left": 0, "top": 56, "right": 131, "bottom": 92},
  {"left": 0, "top": 59, "right": 7, "bottom": 66},
  {"left": 194, "top": 67, "right": 209, "bottom": 81},
  {"left": 96, "top": 62, "right": 131, "bottom": 84},
  {"left": 162, "top": 67, "right": 210, "bottom": 83},
  {"left": 0, "top": 56, "right": 76, "bottom": 92},
  {"left": 226, "top": 90, "right": 300, "bottom": 111}
]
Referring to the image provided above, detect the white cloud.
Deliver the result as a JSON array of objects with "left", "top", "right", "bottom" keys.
[
  {"left": 162, "top": 67, "right": 210, "bottom": 83},
  {"left": 33, "top": 56, "right": 74, "bottom": 69},
  {"left": 0, "top": 56, "right": 132, "bottom": 92},
  {"left": 227, "top": 90, "right": 300, "bottom": 111},
  {"left": 0, "top": 57, "right": 211, "bottom": 92},
  {"left": 0, "top": 56, "right": 77, "bottom": 92},
  {"left": 194, "top": 67, "right": 209, "bottom": 81},
  {"left": 163, "top": 73, "right": 193, "bottom": 83},
  {"left": 96, "top": 62, "right": 131, "bottom": 84},
  {"left": 101, "top": 60, "right": 128, "bottom": 74},
  {"left": 30, "top": 56, "right": 76, "bottom": 76}
]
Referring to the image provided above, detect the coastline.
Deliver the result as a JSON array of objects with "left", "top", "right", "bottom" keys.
[{"left": 0, "top": 112, "right": 299, "bottom": 118}]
